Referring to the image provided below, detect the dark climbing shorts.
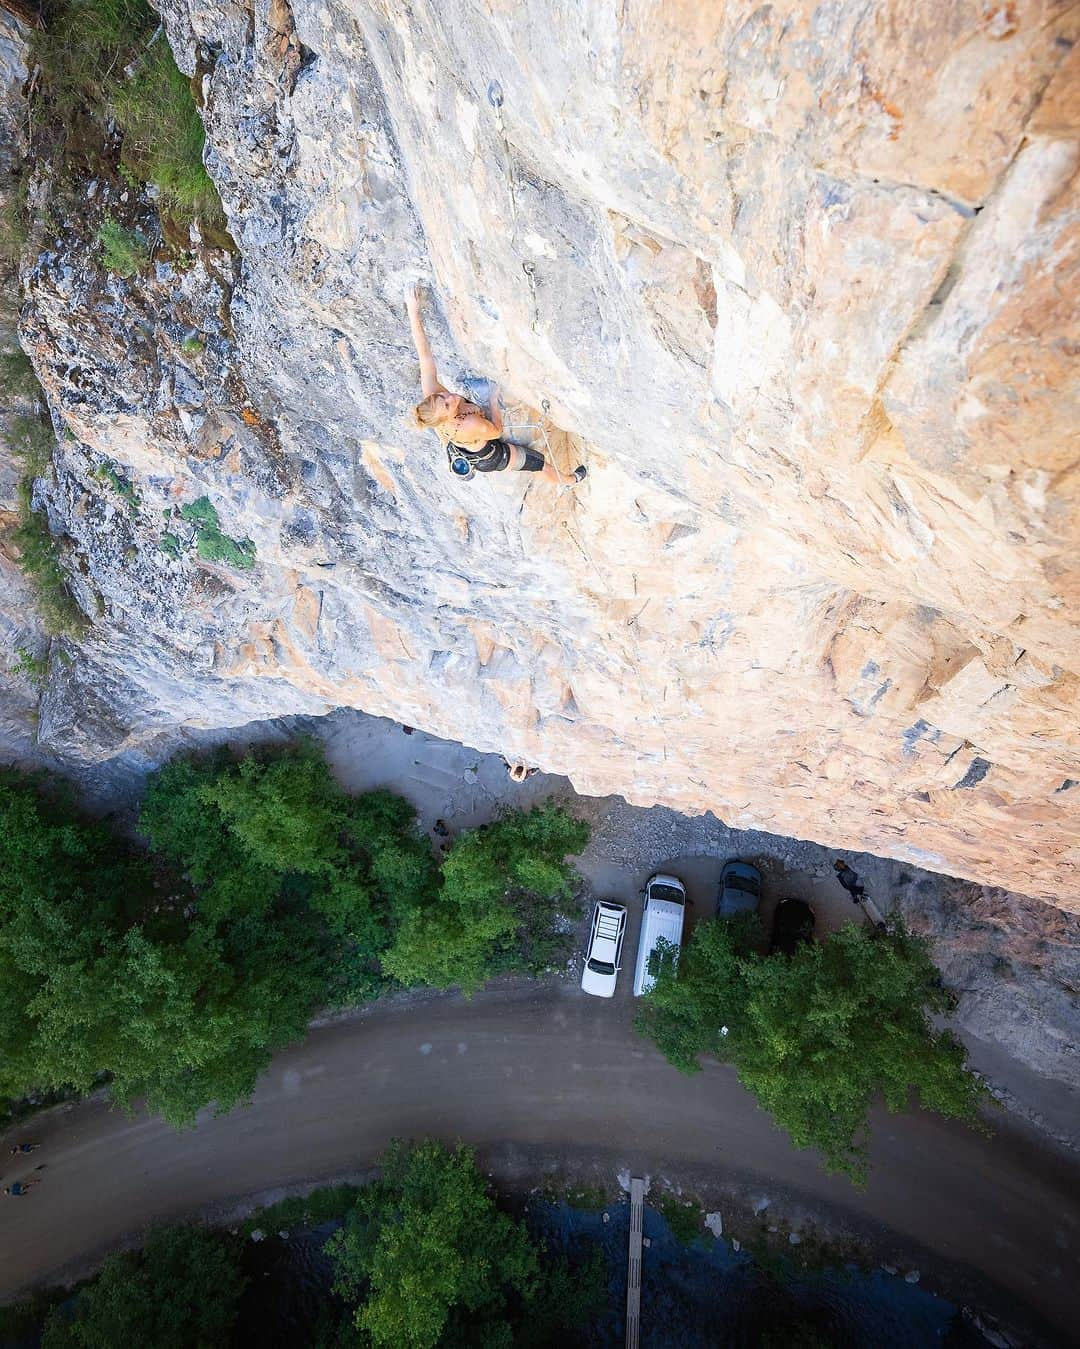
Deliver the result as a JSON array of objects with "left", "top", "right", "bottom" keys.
[{"left": 452, "top": 439, "right": 545, "bottom": 473}]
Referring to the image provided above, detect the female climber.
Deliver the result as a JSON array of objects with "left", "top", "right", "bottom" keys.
[{"left": 404, "top": 285, "right": 586, "bottom": 486}]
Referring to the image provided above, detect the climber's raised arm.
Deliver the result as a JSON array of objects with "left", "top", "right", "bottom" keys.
[
  {"left": 405, "top": 284, "right": 444, "bottom": 397},
  {"left": 404, "top": 284, "right": 586, "bottom": 488}
]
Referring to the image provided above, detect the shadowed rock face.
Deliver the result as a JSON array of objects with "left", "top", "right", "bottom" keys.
[{"left": 5, "top": 1, "right": 1078, "bottom": 902}]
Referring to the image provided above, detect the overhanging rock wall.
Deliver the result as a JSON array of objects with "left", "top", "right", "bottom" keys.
[{"left": 13, "top": 0, "right": 1080, "bottom": 903}]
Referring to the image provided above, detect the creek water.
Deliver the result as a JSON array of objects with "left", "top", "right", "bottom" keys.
[{"left": 232, "top": 1200, "right": 999, "bottom": 1348}]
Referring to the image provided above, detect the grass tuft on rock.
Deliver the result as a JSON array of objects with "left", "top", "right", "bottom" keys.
[
  {"left": 196, "top": 530, "right": 256, "bottom": 569},
  {"left": 0, "top": 174, "right": 30, "bottom": 266},
  {"left": 93, "top": 459, "right": 141, "bottom": 512},
  {"left": 114, "top": 41, "right": 222, "bottom": 225},
  {"left": 10, "top": 646, "right": 49, "bottom": 688},
  {"left": 7, "top": 414, "right": 55, "bottom": 478},
  {"left": 13, "top": 480, "right": 87, "bottom": 636},
  {"left": 0, "top": 347, "right": 37, "bottom": 399},
  {"left": 2, "top": 348, "right": 56, "bottom": 477},
  {"left": 30, "top": 0, "right": 228, "bottom": 235},
  {"left": 159, "top": 530, "right": 182, "bottom": 559},
  {"left": 180, "top": 496, "right": 256, "bottom": 570},
  {"left": 30, "top": 0, "right": 155, "bottom": 153},
  {"left": 96, "top": 216, "right": 151, "bottom": 276}
]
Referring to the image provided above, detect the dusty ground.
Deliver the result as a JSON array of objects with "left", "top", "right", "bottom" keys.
[{"left": 1, "top": 982, "right": 1077, "bottom": 1348}]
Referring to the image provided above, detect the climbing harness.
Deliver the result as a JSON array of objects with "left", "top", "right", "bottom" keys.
[{"left": 443, "top": 398, "right": 554, "bottom": 483}]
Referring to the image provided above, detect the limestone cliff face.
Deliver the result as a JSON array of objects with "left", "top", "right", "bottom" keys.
[
  {"left": 0, "top": 9, "right": 44, "bottom": 759},
  {"left": 5, "top": 1, "right": 1079, "bottom": 902}
]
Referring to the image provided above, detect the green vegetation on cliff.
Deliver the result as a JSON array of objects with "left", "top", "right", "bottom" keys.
[
  {"left": 1, "top": 341, "right": 84, "bottom": 634},
  {"left": 177, "top": 496, "right": 256, "bottom": 569},
  {"left": 13, "top": 478, "right": 86, "bottom": 635},
  {"left": 95, "top": 217, "right": 150, "bottom": 277},
  {"left": 636, "top": 914, "right": 989, "bottom": 1181},
  {"left": 113, "top": 36, "right": 222, "bottom": 223},
  {"left": 28, "top": 0, "right": 226, "bottom": 239}
]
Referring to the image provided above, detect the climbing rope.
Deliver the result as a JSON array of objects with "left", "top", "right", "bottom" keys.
[
  {"left": 487, "top": 81, "right": 540, "bottom": 335},
  {"left": 483, "top": 81, "right": 590, "bottom": 505}
]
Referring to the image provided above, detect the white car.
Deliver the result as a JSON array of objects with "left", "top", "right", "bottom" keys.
[
  {"left": 581, "top": 900, "right": 628, "bottom": 997},
  {"left": 633, "top": 873, "right": 687, "bottom": 996}
]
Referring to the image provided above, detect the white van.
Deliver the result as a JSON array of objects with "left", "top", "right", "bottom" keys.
[{"left": 632, "top": 873, "right": 687, "bottom": 996}]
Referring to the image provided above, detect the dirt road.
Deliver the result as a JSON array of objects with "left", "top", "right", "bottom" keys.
[{"left": 2, "top": 981, "right": 1077, "bottom": 1345}]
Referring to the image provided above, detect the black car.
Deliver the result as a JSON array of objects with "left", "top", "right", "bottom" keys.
[
  {"left": 716, "top": 860, "right": 763, "bottom": 917},
  {"left": 769, "top": 898, "right": 815, "bottom": 956}
]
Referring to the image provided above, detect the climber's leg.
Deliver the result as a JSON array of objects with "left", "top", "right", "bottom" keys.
[
  {"left": 502, "top": 442, "right": 586, "bottom": 485},
  {"left": 507, "top": 445, "right": 545, "bottom": 472},
  {"left": 540, "top": 458, "right": 587, "bottom": 487},
  {"left": 473, "top": 440, "right": 586, "bottom": 486}
]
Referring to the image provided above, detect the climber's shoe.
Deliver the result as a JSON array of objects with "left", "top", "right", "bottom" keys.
[{"left": 571, "top": 465, "right": 587, "bottom": 483}]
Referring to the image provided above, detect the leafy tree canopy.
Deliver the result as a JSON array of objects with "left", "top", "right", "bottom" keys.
[
  {"left": 3, "top": 749, "right": 589, "bottom": 1126},
  {"left": 0, "top": 769, "right": 329, "bottom": 1126},
  {"left": 139, "top": 744, "right": 437, "bottom": 958},
  {"left": 41, "top": 1224, "right": 244, "bottom": 1349},
  {"left": 327, "top": 1140, "right": 539, "bottom": 1349},
  {"left": 382, "top": 805, "right": 587, "bottom": 994},
  {"left": 636, "top": 916, "right": 989, "bottom": 1181}
]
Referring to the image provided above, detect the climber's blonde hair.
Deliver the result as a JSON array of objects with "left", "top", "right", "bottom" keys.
[{"left": 412, "top": 393, "right": 448, "bottom": 429}]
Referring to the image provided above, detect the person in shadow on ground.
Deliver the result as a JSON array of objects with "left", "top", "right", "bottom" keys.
[
  {"left": 833, "top": 858, "right": 867, "bottom": 903},
  {"left": 405, "top": 284, "right": 586, "bottom": 487}
]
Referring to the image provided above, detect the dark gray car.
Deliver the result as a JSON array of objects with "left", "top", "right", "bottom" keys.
[{"left": 716, "top": 860, "right": 763, "bottom": 917}]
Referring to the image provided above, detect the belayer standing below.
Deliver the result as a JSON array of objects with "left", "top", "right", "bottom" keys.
[
  {"left": 833, "top": 859, "right": 867, "bottom": 903},
  {"left": 404, "top": 284, "right": 585, "bottom": 487}
]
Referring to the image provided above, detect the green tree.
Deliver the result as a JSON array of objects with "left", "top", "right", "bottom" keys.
[
  {"left": 138, "top": 753, "right": 280, "bottom": 923},
  {"left": 140, "top": 744, "right": 436, "bottom": 991},
  {"left": 636, "top": 916, "right": 989, "bottom": 1181},
  {"left": 0, "top": 770, "right": 330, "bottom": 1126},
  {"left": 327, "top": 1141, "right": 539, "bottom": 1349},
  {"left": 633, "top": 915, "right": 757, "bottom": 1073},
  {"left": 383, "top": 805, "right": 588, "bottom": 993},
  {"left": 513, "top": 1246, "right": 607, "bottom": 1348},
  {"left": 41, "top": 1225, "right": 244, "bottom": 1349}
]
